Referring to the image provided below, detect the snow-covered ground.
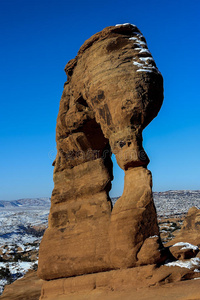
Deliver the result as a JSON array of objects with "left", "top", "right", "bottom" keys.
[
  {"left": 112, "top": 190, "right": 200, "bottom": 218},
  {"left": 0, "top": 198, "right": 50, "bottom": 294},
  {"left": 0, "top": 208, "right": 50, "bottom": 246},
  {"left": 153, "top": 190, "right": 200, "bottom": 218},
  {"left": 165, "top": 257, "right": 200, "bottom": 272}
]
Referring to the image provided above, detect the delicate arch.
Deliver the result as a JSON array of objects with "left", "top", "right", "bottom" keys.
[{"left": 38, "top": 24, "right": 165, "bottom": 280}]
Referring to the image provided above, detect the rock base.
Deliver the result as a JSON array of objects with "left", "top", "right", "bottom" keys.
[
  {"left": 0, "top": 271, "right": 43, "bottom": 300},
  {"left": 39, "top": 265, "right": 200, "bottom": 300}
]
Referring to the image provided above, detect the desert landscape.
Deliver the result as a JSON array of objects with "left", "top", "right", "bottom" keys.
[
  {"left": 1, "top": 22, "right": 200, "bottom": 300},
  {"left": 1, "top": 0, "right": 200, "bottom": 299},
  {"left": 0, "top": 192, "right": 200, "bottom": 299}
]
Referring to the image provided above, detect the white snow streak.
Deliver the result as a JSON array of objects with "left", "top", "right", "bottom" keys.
[
  {"left": 128, "top": 32, "right": 160, "bottom": 74},
  {"left": 115, "top": 23, "right": 136, "bottom": 27},
  {"left": 172, "top": 242, "right": 199, "bottom": 251},
  {"left": 165, "top": 257, "right": 200, "bottom": 270}
]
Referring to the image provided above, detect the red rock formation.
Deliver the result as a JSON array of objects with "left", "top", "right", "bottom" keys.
[
  {"left": 167, "top": 207, "right": 200, "bottom": 247},
  {"left": 38, "top": 23, "right": 165, "bottom": 282},
  {"left": 39, "top": 265, "right": 200, "bottom": 300},
  {"left": 2, "top": 265, "right": 200, "bottom": 300},
  {"left": 0, "top": 271, "right": 42, "bottom": 300}
]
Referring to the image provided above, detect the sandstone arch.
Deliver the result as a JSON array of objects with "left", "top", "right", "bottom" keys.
[{"left": 38, "top": 24, "right": 165, "bottom": 280}]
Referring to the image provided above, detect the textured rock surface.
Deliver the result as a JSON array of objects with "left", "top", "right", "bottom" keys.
[
  {"left": 167, "top": 207, "right": 200, "bottom": 247},
  {"left": 2, "top": 265, "right": 200, "bottom": 300},
  {"left": 169, "top": 244, "right": 199, "bottom": 260},
  {"left": 38, "top": 23, "right": 164, "bottom": 281},
  {"left": 38, "top": 282, "right": 200, "bottom": 300},
  {"left": 39, "top": 265, "right": 200, "bottom": 300},
  {"left": 0, "top": 271, "right": 42, "bottom": 300}
]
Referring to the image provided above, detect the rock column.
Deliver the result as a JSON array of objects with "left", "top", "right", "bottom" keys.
[{"left": 38, "top": 24, "right": 165, "bottom": 281}]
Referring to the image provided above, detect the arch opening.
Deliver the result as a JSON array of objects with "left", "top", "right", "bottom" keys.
[{"left": 109, "top": 153, "right": 125, "bottom": 207}]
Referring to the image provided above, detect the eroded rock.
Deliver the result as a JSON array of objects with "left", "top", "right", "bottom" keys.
[
  {"left": 169, "top": 242, "right": 199, "bottom": 260},
  {"left": 167, "top": 207, "right": 200, "bottom": 247},
  {"left": 38, "top": 23, "right": 164, "bottom": 281}
]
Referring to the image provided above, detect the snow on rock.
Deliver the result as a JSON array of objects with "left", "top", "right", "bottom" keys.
[
  {"left": 172, "top": 242, "right": 199, "bottom": 251},
  {"left": 128, "top": 33, "right": 160, "bottom": 74},
  {"left": 165, "top": 257, "right": 200, "bottom": 270},
  {"left": 134, "top": 43, "right": 142, "bottom": 48},
  {"left": 115, "top": 23, "right": 136, "bottom": 27},
  {"left": 138, "top": 49, "right": 151, "bottom": 54},
  {"left": 129, "top": 38, "right": 146, "bottom": 46},
  {"left": 132, "top": 31, "right": 143, "bottom": 37},
  {"left": 133, "top": 62, "right": 143, "bottom": 67},
  {"left": 139, "top": 57, "right": 154, "bottom": 63},
  {"left": 137, "top": 69, "right": 154, "bottom": 73},
  {"left": 129, "top": 37, "right": 139, "bottom": 41}
]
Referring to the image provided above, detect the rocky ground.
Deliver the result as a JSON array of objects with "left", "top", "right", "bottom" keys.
[{"left": 0, "top": 191, "right": 199, "bottom": 297}]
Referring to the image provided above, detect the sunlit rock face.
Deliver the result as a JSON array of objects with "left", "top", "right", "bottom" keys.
[
  {"left": 167, "top": 207, "right": 200, "bottom": 247},
  {"left": 38, "top": 24, "right": 165, "bottom": 281}
]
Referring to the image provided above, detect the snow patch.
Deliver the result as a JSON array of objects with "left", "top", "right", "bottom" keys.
[
  {"left": 134, "top": 44, "right": 142, "bottom": 49},
  {"left": 129, "top": 37, "right": 146, "bottom": 46},
  {"left": 132, "top": 31, "right": 143, "bottom": 36},
  {"left": 133, "top": 62, "right": 143, "bottom": 67},
  {"left": 139, "top": 57, "right": 154, "bottom": 62},
  {"left": 115, "top": 23, "right": 136, "bottom": 27},
  {"left": 165, "top": 257, "right": 200, "bottom": 270},
  {"left": 139, "top": 49, "right": 151, "bottom": 54},
  {"left": 172, "top": 242, "right": 199, "bottom": 251},
  {"left": 129, "top": 37, "right": 138, "bottom": 41},
  {"left": 134, "top": 48, "right": 144, "bottom": 51},
  {"left": 136, "top": 69, "right": 154, "bottom": 73}
]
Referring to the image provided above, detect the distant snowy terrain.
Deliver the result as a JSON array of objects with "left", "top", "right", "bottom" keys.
[
  {"left": 153, "top": 190, "right": 200, "bottom": 218},
  {"left": 112, "top": 190, "right": 200, "bottom": 218},
  {"left": 0, "top": 198, "right": 50, "bottom": 294},
  {"left": 0, "top": 191, "right": 200, "bottom": 294},
  {"left": 0, "top": 198, "right": 50, "bottom": 247},
  {"left": 0, "top": 197, "right": 51, "bottom": 208}
]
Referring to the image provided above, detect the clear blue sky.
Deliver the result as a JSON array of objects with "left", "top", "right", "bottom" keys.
[{"left": 0, "top": 0, "right": 200, "bottom": 200}]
